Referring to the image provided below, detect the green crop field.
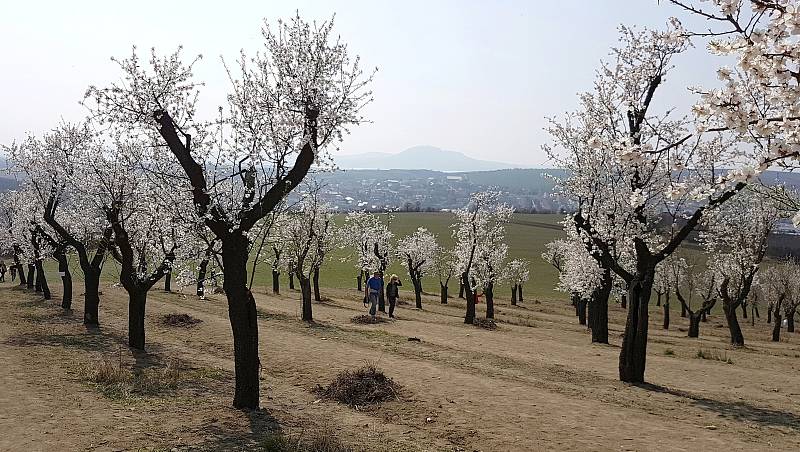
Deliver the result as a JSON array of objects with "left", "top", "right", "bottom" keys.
[{"left": 33, "top": 213, "right": 569, "bottom": 303}]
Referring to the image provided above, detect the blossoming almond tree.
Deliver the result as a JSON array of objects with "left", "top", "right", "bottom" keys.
[
  {"left": 282, "top": 186, "right": 333, "bottom": 322},
  {"left": 434, "top": 247, "right": 458, "bottom": 304},
  {"left": 504, "top": 259, "right": 530, "bottom": 306},
  {"left": 84, "top": 14, "right": 374, "bottom": 408},
  {"left": 341, "top": 211, "right": 393, "bottom": 304},
  {"left": 453, "top": 191, "right": 513, "bottom": 324},
  {"left": 5, "top": 123, "right": 113, "bottom": 324},
  {"left": 396, "top": 227, "right": 438, "bottom": 309},
  {"left": 543, "top": 23, "right": 781, "bottom": 382},
  {"left": 701, "top": 189, "right": 781, "bottom": 345}
]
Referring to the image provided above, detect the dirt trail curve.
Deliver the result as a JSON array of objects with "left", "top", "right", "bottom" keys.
[{"left": 1, "top": 282, "right": 799, "bottom": 451}]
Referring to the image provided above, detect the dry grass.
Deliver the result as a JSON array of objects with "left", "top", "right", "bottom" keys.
[
  {"left": 473, "top": 317, "right": 498, "bottom": 330},
  {"left": 350, "top": 315, "right": 388, "bottom": 325},
  {"left": 81, "top": 357, "right": 182, "bottom": 399},
  {"left": 314, "top": 365, "right": 401, "bottom": 407},
  {"left": 261, "top": 426, "right": 360, "bottom": 452},
  {"left": 161, "top": 313, "right": 203, "bottom": 327},
  {"left": 695, "top": 348, "right": 734, "bottom": 364}
]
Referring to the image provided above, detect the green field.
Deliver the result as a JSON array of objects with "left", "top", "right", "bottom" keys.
[{"left": 34, "top": 213, "right": 568, "bottom": 303}]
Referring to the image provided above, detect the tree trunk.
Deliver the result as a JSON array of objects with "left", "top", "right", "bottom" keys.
[
  {"left": 356, "top": 272, "right": 363, "bottom": 291},
  {"left": 413, "top": 277, "right": 423, "bottom": 309},
  {"left": 754, "top": 304, "right": 759, "bottom": 319},
  {"left": 590, "top": 269, "right": 611, "bottom": 344},
  {"left": 518, "top": 285, "right": 523, "bottom": 302},
  {"left": 577, "top": 298, "right": 587, "bottom": 325},
  {"left": 767, "top": 306, "right": 772, "bottom": 323},
  {"left": 197, "top": 258, "right": 209, "bottom": 297},
  {"left": 272, "top": 270, "right": 280, "bottom": 294},
  {"left": 485, "top": 283, "right": 494, "bottom": 319},
  {"left": 459, "top": 281, "right": 465, "bottom": 299},
  {"left": 680, "top": 302, "right": 687, "bottom": 318},
  {"left": 656, "top": 292, "right": 661, "bottom": 307},
  {"left": 56, "top": 252, "right": 72, "bottom": 310},
  {"left": 662, "top": 295, "right": 670, "bottom": 330},
  {"left": 620, "top": 294, "right": 627, "bottom": 309},
  {"left": 221, "top": 237, "right": 260, "bottom": 409},
  {"left": 378, "top": 279, "right": 386, "bottom": 313},
  {"left": 440, "top": 283, "right": 448, "bottom": 304},
  {"left": 313, "top": 268, "right": 321, "bottom": 302},
  {"left": 688, "top": 313, "right": 701, "bottom": 338},
  {"left": 300, "top": 276, "right": 313, "bottom": 322},
  {"left": 723, "top": 301, "right": 745, "bottom": 346},
  {"left": 128, "top": 289, "right": 147, "bottom": 350},
  {"left": 741, "top": 302, "right": 747, "bottom": 319},
  {"left": 788, "top": 310, "right": 796, "bottom": 333},
  {"left": 27, "top": 264, "right": 35, "bottom": 289},
  {"left": 83, "top": 269, "right": 101, "bottom": 327},
  {"left": 511, "top": 284, "right": 518, "bottom": 306},
  {"left": 36, "top": 260, "right": 51, "bottom": 300},
  {"left": 463, "top": 272, "right": 475, "bottom": 324},
  {"left": 619, "top": 269, "right": 654, "bottom": 384},
  {"left": 772, "top": 313, "right": 782, "bottom": 342},
  {"left": 289, "top": 272, "right": 295, "bottom": 290},
  {"left": 164, "top": 270, "right": 172, "bottom": 292}
]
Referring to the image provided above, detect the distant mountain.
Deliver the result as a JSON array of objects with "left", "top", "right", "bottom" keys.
[{"left": 334, "top": 145, "right": 522, "bottom": 172}]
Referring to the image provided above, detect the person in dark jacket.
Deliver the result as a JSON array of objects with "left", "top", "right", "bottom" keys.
[
  {"left": 386, "top": 274, "right": 402, "bottom": 318},
  {"left": 365, "top": 271, "right": 383, "bottom": 320}
]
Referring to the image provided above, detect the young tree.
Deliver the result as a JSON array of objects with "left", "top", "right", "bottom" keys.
[
  {"left": 85, "top": 15, "right": 374, "bottom": 408},
  {"left": 5, "top": 123, "right": 113, "bottom": 325},
  {"left": 396, "top": 227, "right": 437, "bottom": 309},
  {"left": 341, "top": 211, "right": 393, "bottom": 304},
  {"left": 434, "top": 247, "right": 458, "bottom": 304},
  {"left": 543, "top": 21, "right": 793, "bottom": 381},
  {"left": 504, "top": 259, "right": 530, "bottom": 306},
  {"left": 758, "top": 261, "right": 797, "bottom": 342},
  {"left": 702, "top": 190, "right": 780, "bottom": 346},
  {"left": 453, "top": 191, "right": 513, "bottom": 324},
  {"left": 283, "top": 188, "right": 333, "bottom": 321}
]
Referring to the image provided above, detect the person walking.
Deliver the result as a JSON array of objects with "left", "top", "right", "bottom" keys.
[
  {"left": 386, "top": 274, "right": 402, "bottom": 319},
  {"left": 365, "top": 270, "right": 383, "bottom": 320},
  {"left": 0, "top": 261, "right": 6, "bottom": 282},
  {"left": 10, "top": 263, "right": 16, "bottom": 282}
]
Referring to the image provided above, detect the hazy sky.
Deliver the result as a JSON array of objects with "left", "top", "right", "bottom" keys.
[{"left": 1, "top": 0, "right": 722, "bottom": 166}]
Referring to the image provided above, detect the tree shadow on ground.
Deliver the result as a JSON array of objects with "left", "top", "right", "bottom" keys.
[
  {"left": 196, "top": 408, "right": 283, "bottom": 451},
  {"left": 4, "top": 327, "right": 120, "bottom": 352},
  {"left": 637, "top": 383, "right": 800, "bottom": 431}
]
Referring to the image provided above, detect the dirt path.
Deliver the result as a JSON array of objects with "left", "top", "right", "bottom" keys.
[{"left": 1, "top": 282, "right": 799, "bottom": 451}]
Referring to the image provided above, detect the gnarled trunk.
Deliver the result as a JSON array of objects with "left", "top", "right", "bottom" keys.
[
  {"left": 221, "top": 236, "right": 260, "bottom": 409},
  {"left": 485, "top": 283, "right": 494, "bottom": 319},
  {"left": 440, "top": 282, "right": 448, "bottom": 304},
  {"left": 27, "top": 264, "right": 35, "bottom": 289},
  {"left": 56, "top": 251, "right": 72, "bottom": 310},
  {"left": 577, "top": 298, "right": 587, "bottom": 325},
  {"left": 82, "top": 269, "right": 101, "bottom": 326},
  {"left": 356, "top": 272, "right": 363, "bottom": 291},
  {"left": 772, "top": 313, "right": 782, "bottom": 342},
  {"left": 313, "top": 268, "right": 321, "bottom": 302},
  {"left": 723, "top": 301, "right": 745, "bottom": 346},
  {"left": 272, "top": 270, "right": 280, "bottom": 294},
  {"left": 300, "top": 275, "right": 313, "bottom": 322},
  {"left": 618, "top": 268, "right": 654, "bottom": 383},
  {"left": 511, "top": 284, "right": 518, "bottom": 306},
  {"left": 128, "top": 289, "right": 147, "bottom": 350},
  {"left": 662, "top": 294, "right": 669, "bottom": 330},
  {"left": 35, "top": 260, "right": 51, "bottom": 300},
  {"left": 688, "top": 313, "right": 701, "bottom": 338},
  {"left": 164, "top": 270, "right": 172, "bottom": 292},
  {"left": 590, "top": 268, "right": 611, "bottom": 344},
  {"left": 788, "top": 309, "right": 796, "bottom": 333},
  {"left": 517, "top": 285, "right": 523, "bottom": 302},
  {"left": 413, "top": 276, "right": 423, "bottom": 309},
  {"left": 462, "top": 272, "right": 475, "bottom": 324}
]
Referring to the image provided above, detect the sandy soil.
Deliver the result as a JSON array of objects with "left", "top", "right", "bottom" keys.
[{"left": 1, "top": 281, "right": 799, "bottom": 451}]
